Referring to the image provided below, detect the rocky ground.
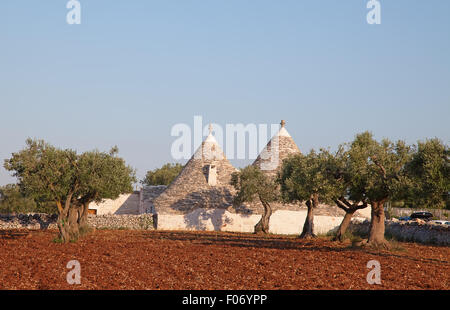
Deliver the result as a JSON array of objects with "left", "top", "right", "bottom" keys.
[{"left": 0, "top": 229, "right": 448, "bottom": 290}]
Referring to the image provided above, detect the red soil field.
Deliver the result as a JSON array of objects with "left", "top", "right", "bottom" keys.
[{"left": 0, "top": 229, "right": 448, "bottom": 290}]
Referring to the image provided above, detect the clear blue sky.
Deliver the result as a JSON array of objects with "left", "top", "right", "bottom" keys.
[{"left": 1, "top": 0, "right": 449, "bottom": 185}]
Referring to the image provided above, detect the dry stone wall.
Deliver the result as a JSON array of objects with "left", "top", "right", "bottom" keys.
[
  {"left": 349, "top": 219, "right": 450, "bottom": 246},
  {"left": 0, "top": 214, "right": 58, "bottom": 230},
  {"left": 0, "top": 214, "right": 155, "bottom": 230}
]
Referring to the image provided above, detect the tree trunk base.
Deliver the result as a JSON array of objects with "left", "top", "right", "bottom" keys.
[
  {"left": 299, "top": 232, "right": 316, "bottom": 239},
  {"left": 332, "top": 211, "right": 355, "bottom": 242},
  {"left": 254, "top": 218, "right": 270, "bottom": 234},
  {"left": 332, "top": 234, "right": 343, "bottom": 242},
  {"left": 355, "top": 238, "right": 391, "bottom": 250},
  {"left": 365, "top": 239, "right": 391, "bottom": 250}
]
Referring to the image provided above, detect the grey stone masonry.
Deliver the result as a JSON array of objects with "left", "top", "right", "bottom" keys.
[
  {"left": 0, "top": 213, "right": 156, "bottom": 230},
  {"left": 248, "top": 122, "right": 303, "bottom": 214},
  {"left": 140, "top": 185, "right": 167, "bottom": 213},
  {"left": 238, "top": 201, "right": 369, "bottom": 218},
  {"left": 153, "top": 134, "right": 238, "bottom": 215},
  {"left": 252, "top": 125, "right": 301, "bottom": 179},
  {"left": 349, "top": 219, "right": 450, "bottom": 246}
]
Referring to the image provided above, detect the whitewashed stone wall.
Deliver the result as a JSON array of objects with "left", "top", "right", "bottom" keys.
[
  {"left": 156, "top": 209, "right": 261, "bottom": 233},
  {"left": 0, "top": 214, "right": 155, "bottom": 230},
  {"left": 155, "top": 209, "right": 369, "bottom": 235},
  {"left": 88, "top": 192, "right": 140, "bottom": 215},
  {"left": 268, "top": 210, "right": 366, "bottom": 235}
]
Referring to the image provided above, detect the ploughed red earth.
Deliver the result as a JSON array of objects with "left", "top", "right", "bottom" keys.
[{"left": 0, "top": 229, "right": 448, "bottom": 290}]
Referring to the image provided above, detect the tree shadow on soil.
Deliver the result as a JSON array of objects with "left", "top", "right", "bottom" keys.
[
  {"left": 144, "top": 230, "right": 355, "bottom": 253},
  {"left": 0, "top": 230, "right": 31, "bottom": 239},
  {"left": 142, "top": 231, "right": 449, "bottom": 264}
]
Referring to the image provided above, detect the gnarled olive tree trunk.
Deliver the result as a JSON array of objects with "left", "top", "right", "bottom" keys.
[
  {"left": 334, "top": 211, "right": 355, "bottom": 242},
  {"left": 56, "top": 194, "right": 84, "bottom": 243},
  {"left": 57, "top": 209, "right": 82, "bottom": 243},
  {"left": 366, "top": 200, "right": 390, "bottom": 249},
  {"left": 333, "top": 198, "right": 368, "bottom": 242},
  {"left": 57, "top": 214, "right": 70, "bottom": 243},
  {"left": 254, "top": 200, "right": 272, "bottom": 234},
  {"left": 300, "top": 194, "right": 318, "bottom": 239},
  {"left": 78, "top": 202, "right": 91, "bottom": 234}
]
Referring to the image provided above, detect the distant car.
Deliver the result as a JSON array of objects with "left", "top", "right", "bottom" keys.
[
  {"left": 399, "top": 216, "right": 411, "bottom": 221},
  {"left": 410, "top": 211, "right": 433, "bottom": 221},
  {"left": 431, "top": 220, "right": 449, "bottom": 225}
]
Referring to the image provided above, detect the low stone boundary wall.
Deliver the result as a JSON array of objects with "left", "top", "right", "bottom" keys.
[
  {"left": 89, "top": 214, "right": 155, "bottom": 230},
  {"left": 349, "top": 219, "right": 450, "bottom": 246},
  {"left": 0, "top": 214, "right": 155, "bottom": 230},
  {"left": 0, "top": 214, "right": 58, "bottom": 230},
  {"left": 386, "top": 207, "right": 449, "bottom": 220}
]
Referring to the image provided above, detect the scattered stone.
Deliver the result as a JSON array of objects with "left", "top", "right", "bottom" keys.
[
  {"left": 0, "top": 213, "right": 155, "bottom": 231},
  {"left": 349, "top": 219, "right": 450, "bottom": 246}
]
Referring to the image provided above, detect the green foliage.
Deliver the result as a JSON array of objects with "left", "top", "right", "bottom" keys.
[
  {"left": 404, "top": 138, "right": 449, "bottom": 209},
  {"left": 230, "top": 165, "right": 279, "bottom": 206},
  {"left": 0, "top": 184, "right": 36, "bottom": 214},
  {"left": 35, "top": 201, "right": 59, "bottom": 214},
  {"left": 4, "top": 139, "right": 136, "bottom": 215},
  {"left": 278, "top": 149, "right": 343, "bottom": 205},
  {"left": 141, "top": 163, "right": 183, "bottom": 186},
  {"left": 77, "top": 149, "right": 136, "bottom": 205},
  {"left": 345, "top": 132, "right": 412, "bottom": 204},
  {"left": 4, "top": 139, "right": 78, "bottom": 207}
]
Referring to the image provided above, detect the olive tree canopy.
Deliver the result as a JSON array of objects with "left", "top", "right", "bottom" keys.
[
  {"left": 4, "top": 139, "right": 135, "bottom": 243},
  {"left": 231, "top": 165, "right": 279, "bottom": 234}
]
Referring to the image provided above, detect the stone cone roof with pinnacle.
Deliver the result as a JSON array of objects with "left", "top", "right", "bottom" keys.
[
  {"left": 252, "top": 120, "right": 301, "bottom": 178},
  {"left": 153, "top": 128, "right": 238, "bottom": 215},
  {"left": 249, "top": 121, "right": 358, "bottom": 217}
]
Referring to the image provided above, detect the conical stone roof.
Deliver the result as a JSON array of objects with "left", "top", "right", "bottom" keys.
[
  {"left": 252, "top": 120, "right": 300, "bottom": 178},
  {"left": 153, "top": 130, "right": 238, "bottom": 215}
]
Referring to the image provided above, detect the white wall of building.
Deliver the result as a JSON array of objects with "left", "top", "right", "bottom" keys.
[
  {"left": 88, "top": 193, "right": 140, "bottom": 215},
  {"left": 156, "top": 208, "right": 370, "bottom": 235}
]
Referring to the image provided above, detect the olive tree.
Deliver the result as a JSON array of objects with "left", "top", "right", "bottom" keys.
[
  {"left": 316, "top": 145, "right": 370, "bottom": 242},
  {"left": 0, "top": 184, "right": 36, "bottom": 214},
  {"left": 4, "top": 139, "right": 135, "bottom": 243},
  {"left": 404, "top": 138, "right": 449, "bottom": 209},
  {"left": 141, "top": 163, "right": 183, "bottom": 186},
  {"left": 74, "top": 148, "right": 136, "bottom": 232},
  {"left": 231, "top": 166, "right": 279, "bottom": 234},
  {"left": 345, "top": 132, "right": 412, "bottom": 249},
  {"left": 279, "top": 149, "right": 342, "bottom": 239}
]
